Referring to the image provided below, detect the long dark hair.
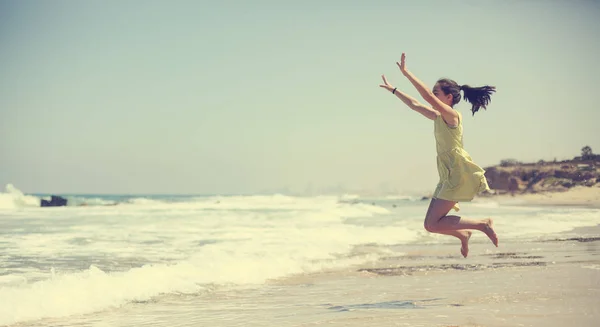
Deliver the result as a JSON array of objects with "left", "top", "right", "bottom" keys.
[{"left": 436, "top": 78, "right": 496, "bottom": 115}]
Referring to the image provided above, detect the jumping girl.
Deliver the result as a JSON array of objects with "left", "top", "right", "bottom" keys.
[{"left": 380, "top": 53, "right": 499, "bottom": 258}]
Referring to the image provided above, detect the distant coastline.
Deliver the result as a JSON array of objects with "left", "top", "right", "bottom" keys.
[
  {"left": 482, "top": 146, "right": 599, "bottom": 195},
  {"left": 476, "top": 146, "right": 600, "bottom": 208}
]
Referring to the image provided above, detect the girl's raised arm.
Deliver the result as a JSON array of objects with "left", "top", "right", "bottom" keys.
[{"left": 398, "top": 53, "right": 458, "bottom": 126}]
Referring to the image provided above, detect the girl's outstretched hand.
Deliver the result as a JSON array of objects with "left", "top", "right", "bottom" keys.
[
  {"left": 396, "top": 53, "right": 407, "bottom": 75},
  {"left": 379, "top": 75, "right": 394, "bottom": 92}
]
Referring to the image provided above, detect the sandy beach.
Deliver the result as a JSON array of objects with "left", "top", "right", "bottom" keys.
[
  {"left": 481, "top": 185, "right": 600, "bottom": 209},
  {"left": 262, "top": 224, "right": 600, "bottom": 327}
]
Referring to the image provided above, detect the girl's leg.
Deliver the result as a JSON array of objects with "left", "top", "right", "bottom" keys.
[
  {"left": 424, "top": 198, "right": 499, "bottom": 247},
  {"left": 424, "top": 199, "right": 472, "bottom": 257}
]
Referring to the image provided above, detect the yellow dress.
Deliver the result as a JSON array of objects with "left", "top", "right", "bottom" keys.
[{"left": 432, "top": 111, "right": 490, "bottom": 211}]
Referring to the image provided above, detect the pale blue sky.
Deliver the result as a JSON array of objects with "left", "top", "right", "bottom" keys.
[{"left": 1, "top": 0, "right": 599, "bottom": 195}]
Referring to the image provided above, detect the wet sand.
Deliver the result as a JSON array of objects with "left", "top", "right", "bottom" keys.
[{"left": 269, "top": 227, "right": 600, "bottom": 327}]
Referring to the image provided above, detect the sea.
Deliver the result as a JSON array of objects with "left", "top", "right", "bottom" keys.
[{"left": 1, "top": 184, "right": 599, "bottom": 326}]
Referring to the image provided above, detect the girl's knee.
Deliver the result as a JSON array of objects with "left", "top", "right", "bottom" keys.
[{"left": 424, "top": 220, "right": 436, "bottom": 233}]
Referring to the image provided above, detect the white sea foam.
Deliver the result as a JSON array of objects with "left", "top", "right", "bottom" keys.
[
  {"left": 0, "top": 184, "right": 41, "bottom": 209},
  {"left": 64, "top": 196, "right": 116, "bottom": 207}
]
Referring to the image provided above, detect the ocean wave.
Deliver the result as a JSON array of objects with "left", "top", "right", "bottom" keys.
[
  {"left": 0, "top": 184, "right": 420, "bottom": 212},
  {"left": 0, "top": 238, "right": 390, "bottom": 326},
  {"left": 0, "top": 184, "right": 41, "bottom": 209}
]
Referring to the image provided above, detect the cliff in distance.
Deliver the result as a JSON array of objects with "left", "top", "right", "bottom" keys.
[{"left": 482, "top": 146, "right": 600, "bottom": 195}]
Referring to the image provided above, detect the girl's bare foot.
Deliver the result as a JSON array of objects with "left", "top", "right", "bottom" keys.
[
  {"left": 459, "top": 230, "right": 472, "bottom": 258},
  {"left": 482, "top": 218, "right": 498, "bottom": 247}
]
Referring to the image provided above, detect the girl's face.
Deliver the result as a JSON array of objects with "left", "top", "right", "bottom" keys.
[{"left": 433, "top": 83, "right": 453, "bottom": 107}]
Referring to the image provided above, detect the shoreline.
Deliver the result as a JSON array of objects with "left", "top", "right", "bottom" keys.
[
  {"left": 263, "top": 225, "right": 600, "bottom": 327},
  {"left": 476, "top": 185, "right": 600, "bottom": 209}
]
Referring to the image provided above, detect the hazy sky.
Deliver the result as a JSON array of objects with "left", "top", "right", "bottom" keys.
[{"left": 1, "top": 0, "right": 599, "bottom": 195}]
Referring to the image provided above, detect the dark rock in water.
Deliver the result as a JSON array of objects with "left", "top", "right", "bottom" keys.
[{"left": 41, "top": 195, "right": 68, "bottom": 207}]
